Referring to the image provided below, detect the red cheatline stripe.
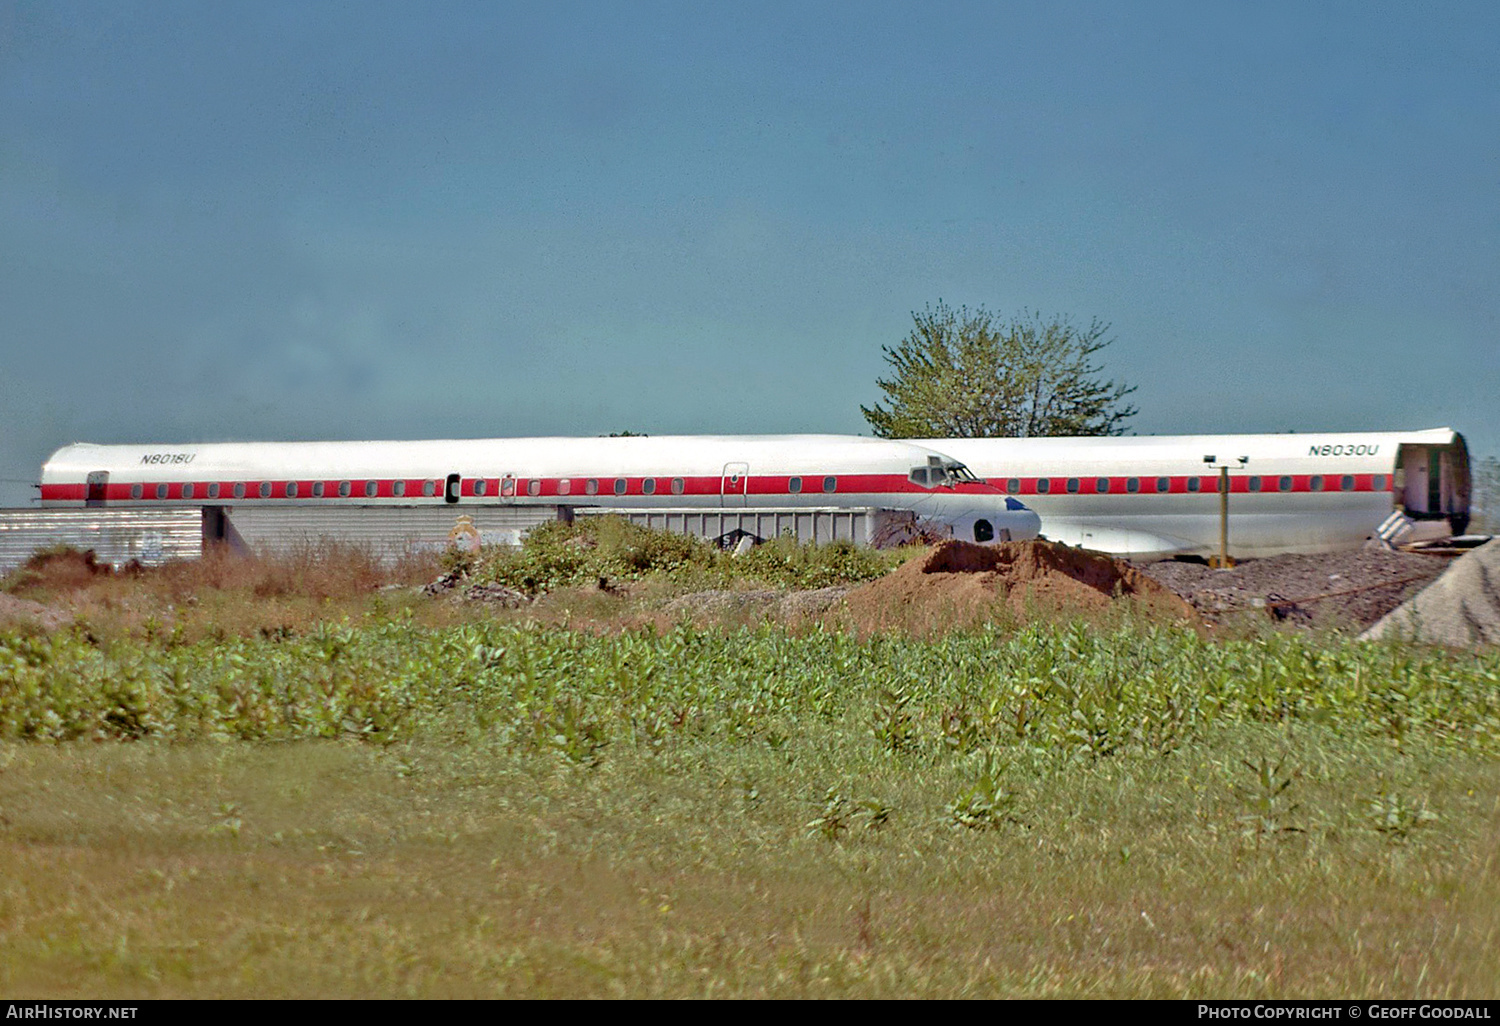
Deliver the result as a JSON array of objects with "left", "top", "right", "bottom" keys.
[{"left": 38, "top": 471, "right": 1395, "bottom": 503}]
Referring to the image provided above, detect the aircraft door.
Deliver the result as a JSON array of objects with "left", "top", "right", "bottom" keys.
[
  {"left": 86, "top": 471, "right": 109, "bottom": 508},
  {"left": 721, "top": 463, "right": 749, "bottom": 507},
  {"left": 445, "top": 473, "right": 461, "bottom": 504},
  {"left": 1429, "top": 449, "right": 1445, "bottom": 515},
  {"left": 1400, "top": 447, "right": 1430, "bottom": 514}
]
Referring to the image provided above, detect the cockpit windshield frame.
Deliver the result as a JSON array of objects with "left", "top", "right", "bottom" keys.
[
  {"left": 909, "top": 461, "right": 983, "bottom": 489},
  {"left": 945, "top": 461, "right": 982, "bottom": 485}
]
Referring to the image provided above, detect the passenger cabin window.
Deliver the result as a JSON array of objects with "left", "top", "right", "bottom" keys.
[
  {"left": 586, "top": 479, "right": 599, "bottom": 496},
  {"left": 788, "top": 476, "right": 802, "bottom": 494},
  {"left": 1278, "top": 476, "right": 1292, "bottom": 492},
  {"left": 156, "top": 483, "right": 168, "bottom": 499},
  {"left": 1310, "top": 475, "right": 1324, "bottom": 492},
  {"left": 614, "top": 478, "right": 627, "bottom": 496},
  {"left": 1066, "top": 478, "right": 1080, "bottom": 493},
  {"left": 642, "top": 479, "right": 656, "bottom": 495},
  {"left": 286, "top": 482, "right": 298, "bottom": 498},
  {"left": 208, "top": 483, "right": 220, "bottom": 499},
  {"left": 393, "top": 481, "right": 406, "bottom": 497},
  {"left": 338, "top": 481, "right": 351, "bottom": 498},
  {"left": 422, "top": 480, "right": 436, "bottom": 497},
  {"left": 558, "top": 479, "right": 571, "bottom": 496},
  {"left": 1373, "top": 474, "right": 1387, "bottom": 491},
  {"left": 1340, "top": 475, "right": 1354, "bottom": 491},
  {"left": 672, "top": 478, "right": 685, "bottom": 495},
  {"left": 823, "top": 476, "right": 837, "bottom": 493},
  {"left": 1006, "top": 479, "right": 1020, "bottom": 494},
  {"left": 1127, "top": 478, "right": 1140, "bottom": 493},
  {"left": 1187, "top": 477, "right": 1200, "bottom": 493},
  {"left": 259, "top": 482, "right": 272, "bottom": 499},
  {"left": 312, "top": 482, "right": 324, "bottom": 498},
  {"left": 1036, "top": 479, "right": 1050, "bottom": 494},
  {"left": 365, "top": 481, "right": 378, "bottom": 498},
  {"left": 182, "top": 483, "right": 194, "bottom": 499},
  {"left": 1249, "top": 476, "right": 1262, "bottom": 492},
  {"left": 973, "top": 518, "right": 994, "bottom": 543},
  {"left": 234, "top": 483, "right": 246, "bottom": 499},
  {"left": 526, "top": 479, "right": 540, "bottom": 496},
  {"left": 1096, "top": 478, "right": 1110, "bottom": 493},
  {"left": 1156, "top": 477, "right": 1169, "bottom": 493},
  {"left": 473, "top": 479, "right": 487, "bottom": 497},
  {"left": 131, "top": 484, "right": 143, "bottom": 499}
]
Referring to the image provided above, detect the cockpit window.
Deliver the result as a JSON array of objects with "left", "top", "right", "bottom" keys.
[{"left": 908, "top": 462, "right": 981, "bottom": 489}]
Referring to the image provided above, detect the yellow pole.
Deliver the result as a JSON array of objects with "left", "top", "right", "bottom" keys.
[{"left": 1218, "top": 466, "right": 1230, "bottom": 568}]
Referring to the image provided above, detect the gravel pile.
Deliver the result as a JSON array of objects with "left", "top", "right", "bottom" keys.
[
  {"left": 1139, "top": 547, "right": 1452, "bottom": 630},
  {"left": 1361, "top": 539, "right": 1500, "bottom": 647}
]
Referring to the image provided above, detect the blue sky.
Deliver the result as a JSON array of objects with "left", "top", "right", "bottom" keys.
[{"left": 2, "top": 1, "right": 1496, "bottom": 505}]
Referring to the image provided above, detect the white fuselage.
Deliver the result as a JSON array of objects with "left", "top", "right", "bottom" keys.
[
  {"left": 920, "top": 428, "right": 1471, "bottom": 558},
  {"left": 38, "top": 434, "right": 1041, "bottom": 545}
]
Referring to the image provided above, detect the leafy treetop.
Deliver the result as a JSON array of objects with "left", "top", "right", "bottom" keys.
[{"left": 862, "top": 302, "right": 1137, "bottom": 438}]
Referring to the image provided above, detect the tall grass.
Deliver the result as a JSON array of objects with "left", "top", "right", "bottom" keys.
[
  {"left": 1, "top": 542, "right": 445, "bottom": 642},
  {"left": 4, "top": 619, "right": 1496, "bottom": 756},
  {"left": 2, "top": 620, "right": 1498, "bottom": 997}
]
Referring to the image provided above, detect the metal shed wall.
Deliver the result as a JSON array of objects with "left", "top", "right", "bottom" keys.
[
  {"left": 0, "top": 508, "right": 204, "bottom": 571},
  {"left": 218, "top": 504, "right": 569, "bottom": 560},
  {"left": 573, "top": 507, "right": 919, "bottom": 548}
]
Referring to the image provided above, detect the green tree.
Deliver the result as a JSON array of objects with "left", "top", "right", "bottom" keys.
[{"left": 861, "top": 302, "right": 1137, "bottom": 438}]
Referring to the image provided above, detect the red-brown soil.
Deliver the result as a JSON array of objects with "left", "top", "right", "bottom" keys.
[{"left": 834, "top": 539, "right": 1196, "bottom": 634}]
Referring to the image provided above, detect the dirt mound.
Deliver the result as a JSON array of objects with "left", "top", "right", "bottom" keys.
[
  {"left": 836, "top": 540, "right": 1195, "bottom": 633},
  {"left": 0, "top": 593, "right": 73, "bottom": 631},
  {"left": 663, "top": 586, "right": 853, "bottom": 624},
  {"left": 664, "top": 590, "right": 782, "bottom": 619}
]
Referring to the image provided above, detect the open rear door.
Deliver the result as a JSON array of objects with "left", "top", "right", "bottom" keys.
[
  {"left": 86, "top": 471, "right": 109, "bottom": 508},
  {"left": 1395, "top": 434, "right": 1471, "bottom": 534}
]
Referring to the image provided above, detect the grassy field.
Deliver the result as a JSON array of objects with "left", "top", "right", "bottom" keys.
[{"left": 1, "top": 534, "right": 1498, "bottom": 998}]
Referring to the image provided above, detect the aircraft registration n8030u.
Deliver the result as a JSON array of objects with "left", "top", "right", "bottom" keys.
[
  {"left": 920, "top": 428, "right": 1472, "bottom": 558},
  {"left": 38, "top": 434, "right": 1041, "bottom": 545}
]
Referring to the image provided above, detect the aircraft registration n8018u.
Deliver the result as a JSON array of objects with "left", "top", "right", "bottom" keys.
[{"left": 38, "top": 434, "right": 1042, "bottom": 546}]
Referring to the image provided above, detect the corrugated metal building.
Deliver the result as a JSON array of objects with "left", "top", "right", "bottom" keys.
[
  {"left": 209, "top": 504, "right": 568, "bottom": 560},
  {"left": 0, "top": 505, "right": 570, "bottom": 571},
  {"left": 0, "top": 508, "right": 204, "bottom": 571},
  {"left": 0, "top": 503, "right": 914, "bottom": 573}
]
